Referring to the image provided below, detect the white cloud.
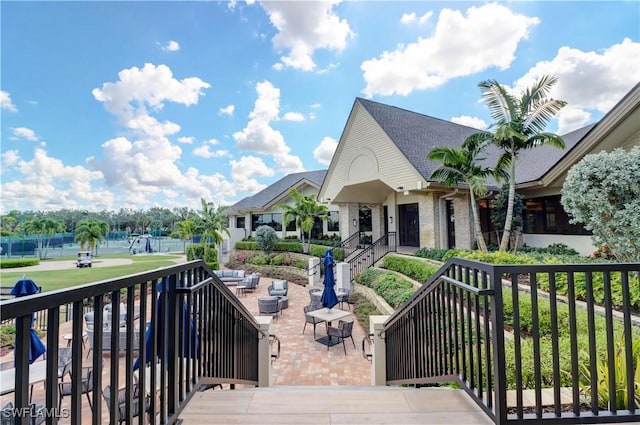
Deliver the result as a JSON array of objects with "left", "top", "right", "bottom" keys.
[
  {"left": 1, "top": 91, "right": 17, "bottom": 112},
  {"left": 1, "top": 148, "right": 108, "bottom": 212},
  {"left": 451, "top": 115, "right": 487, "bottom": 130},
  {"left": 260, "top": 0, "right": 354, "bottom": 71},
  {"left": 1, "top": 150, "right": 20, "bottom": 168},
  {"left": 230, "top": 156, "right": 272, "bottom": 193},
  {"left": 232, "top": 81, "right": 305, "bottom": 173},
  {"left": 193, "top": 145, "right": 230, "bottom": 158},
  {"left": 513, "top": 38, "right": 640, "bottom": 132},
  {"left": 162, "top": 40, "right": 180, "bottom": 51},
  {"left": 177, "top": 136, "right": 195, "bottom": 144},
  {"left": 361, "top": 3, "right": 539, "bottom": 97},
  {"left": 313, "top": 136, "right": 338, "bottom": 166},
  {"left": 204, "top": 138, "right": 219, "bottom": 145},
  {"left": 219, "top": 104, "right": 235, "bottom": 116},
  {"left": 401, "top": 11, "right": 433, "bottom": 25},
  {"left": 12, "top": 127, "right": 39, "bottom": 141},
  {"left": 92, "top": 63, "right": 210, "bottom": 139},
  {"left": 283, "top": 112, "right": 305, "bottom": 122}
]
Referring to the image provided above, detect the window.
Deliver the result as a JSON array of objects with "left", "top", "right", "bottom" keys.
[
  {"left": 359, "top": 207, "right": 372, "bottom": 232},
  {"left": 285, "top": 219, "right": 296, "bottom": 232},
  {"left": 327, "top": 211, "right": 339, "bottom": 231},
  {"left": 251, "top": 213, "right": 283, "bottom": 231},
  {"left": 236, "top": 216, "right": 245, "bottom": 229},
  {"left": 523, "top": 195, "right": 589, "bottom": 235}
]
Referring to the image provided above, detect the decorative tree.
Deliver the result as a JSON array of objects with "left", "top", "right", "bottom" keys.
[
  {"left": 172, "top": 220, "right": 196, "bottom": 253},
  {"left": 490, "top": 184, "right": 524, "bottom": 241},
  {"left": 278, "top": 188, "right": 329, "bottom": 254},
  {"left": 428, "top": 138, "right": 502, "bottom": 252},
  {"left": 194, "top": 198, "right": 229, "bottom": 249},
  {"left": 561, "top": 147, "right": 640, "bottom": 262},
  {"left": 24, "top": 218, "right": 65, "bottom": 259},
  {"left": 74, "top": 219, "right": 109, "bottom": 256},
  {"left": 255, "top": 225, "right": 278, "bottom": 254},
  {"left": 467, "top": 75, "right": 566, "bottom": 251}
]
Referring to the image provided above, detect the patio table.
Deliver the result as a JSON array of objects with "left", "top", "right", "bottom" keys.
[
  {"left": 306, "top": 308, "right": 352, "bottom": 347},
  {"left": 0, "top": 360, "right": 48, "bottom": 396}
]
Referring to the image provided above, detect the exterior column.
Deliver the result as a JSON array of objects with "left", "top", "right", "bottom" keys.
[
  {"left": 453, "top": 196, "right": 473, "bottom": 250},
  {"left": 308, "top": 257, "right": 321, "bottom": 287},
  {"left": 371, "top": 205, "right": 382, "bottom": 242},
  {"left": 335, "top": 262, "right": 351, "bottom": 292},
  {"left": 339, "top": 203, "right": 359, "bottom": 240},
  {"left": 370, "top": 315, "right": 390, "bottom": 386},
  {"left": 255, "top": 316, "right": 273, "bottom": 387},
  {"left": 418, "top": 193, "right": 440, "bottom": 249}
]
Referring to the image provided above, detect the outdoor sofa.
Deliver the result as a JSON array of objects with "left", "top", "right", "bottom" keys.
[{"left": 213, "top": 270, "right": 246, "bottom": 285}]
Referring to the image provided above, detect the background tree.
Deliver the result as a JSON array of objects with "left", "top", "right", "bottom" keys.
[
  {"left": 74, "top": 219, "right": 109, "bottom": 255},
  {"left": 428, "top": 139, "right": 500, "bottom": 252},
  {"left": 490, "top": 184, "right": 524, "bottom": 248},
  {"left": 172, "top": 220, "right": 196, "bottom": 253},
  {"left": 194, "top": 198, "right": 229, "bottom": 249},
  {"left": 279, "top": 188, "right": 329, "bottom": 254},
  {"left": 24, "top": 218, "right": 64, "bottom": 259},
  {"left": 469, "top": 75, "right": 566, "bottom": 251},
  {"left": 561, "top": 147, "right": 640, "bottom": 262}
]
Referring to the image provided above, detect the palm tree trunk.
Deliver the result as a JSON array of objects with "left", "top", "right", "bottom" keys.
[
  {"left": 469, "top": 191, "right": 488, "bottom": 252},
  {"left": 499, "top": 158, "right": 516, "bottom": 252}
]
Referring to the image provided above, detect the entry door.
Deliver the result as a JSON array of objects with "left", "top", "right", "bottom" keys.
[
  {"left": 446, "top": 200, "right": 456, "bottom": 249},
  {"left": 398, "top": 203, "right": 419, "bottom": 246}
]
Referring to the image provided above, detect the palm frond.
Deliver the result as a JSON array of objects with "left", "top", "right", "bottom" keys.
[
  {"left": 479, "top": 79, "right": 517, "bottom": 123},
  {"left": 528, "top": 133, "right": 566, "bottom": 149},
  {"left": 523, "top": 98, "right": 567, "bottom": 133}
]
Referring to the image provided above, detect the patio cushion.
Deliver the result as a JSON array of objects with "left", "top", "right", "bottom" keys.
[{"left": 273, "top": 281, "right": 284, "bottom": 290}]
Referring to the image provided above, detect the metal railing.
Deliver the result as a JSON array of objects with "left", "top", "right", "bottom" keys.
[
  {"left": 0, "top": 260, "right": 262, "bottom": 424},
  {"left": 348, "top": 232, "right": 397, "bottom": 283},
  {"left": 382, "top": 258, "right": 640, "bottom": 424}
]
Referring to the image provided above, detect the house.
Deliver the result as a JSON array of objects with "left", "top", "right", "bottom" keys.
[
  {"left": 227, "top": 83, "right": 640, "bottom": 256},
  {"left": 225, "top": 170, "right": 339, "bottom": 244}
]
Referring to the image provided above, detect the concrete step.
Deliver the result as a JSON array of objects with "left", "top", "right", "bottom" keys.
[{"left": 179, "top": 385, "right": 493, "bottom": 425}]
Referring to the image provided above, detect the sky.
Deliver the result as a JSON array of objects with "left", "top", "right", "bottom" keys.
[{"left": 1, "top": 1, "right": 639, "bottom": 214}]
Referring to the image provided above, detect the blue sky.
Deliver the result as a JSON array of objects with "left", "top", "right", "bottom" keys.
[{"left": 1, "top": 1, "right": 638, "bottom": 214}]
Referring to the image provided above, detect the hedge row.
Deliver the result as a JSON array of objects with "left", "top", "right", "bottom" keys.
[
  {"left": 0, "top": 258, "right": 40, "bottom": 269},
  {"left": 380, "top": 255, "right": 438, "bottom": 283},
  {"left": 234, "top": 240, "right": 345, "bottom": 261},
  {"left": 354, "top": 269, "right": 416, "bottom": 309}
]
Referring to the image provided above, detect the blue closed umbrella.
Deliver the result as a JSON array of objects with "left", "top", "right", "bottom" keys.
[
  {"left": 134, "top": 280, "right": 200, "bottom": 370},
  {"left": 11, "top": 278, "right": 46, "bottom": 364},
  {"left": 320, "top": 250, "right": 338, "bottom": 310}
]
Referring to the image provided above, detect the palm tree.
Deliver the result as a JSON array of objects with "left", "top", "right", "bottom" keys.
[
  {"left": 194, "top": 198, "right": 229, "bottom": 249},
  {"left": 24, "top": 218, "right": 64, "bottom": 259},
  {"left": 74, "top": 219, "right": 109, "bottom": 255},
  {"left": 173, "top": 220, "right": 196, "bottom": 253},
  {"left": 468, "top": 75, "right": 567, "bottom": 251},
  {"left": 278, "top": 188, "right": 329, "bottom": 254},
  {"left": 428, "top": 139, "right": 500, "bottom": 252}
]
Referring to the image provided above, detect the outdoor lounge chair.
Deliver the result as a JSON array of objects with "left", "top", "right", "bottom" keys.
[
  {"left": 258, "top": 296, "right": 280, "bottom": 318},
  {"left": 268, "top": 280, "right": 288, "bottom": 297},
  {"left": 337, "top": 288, "right": 351, "bottom": 310},
  {"left": 302, "top": 305, "right": 326, "bottom": 338},
  {"left": 326, "top": 320, "right": 355, "bottom": 355},
  {"left": 59, "top": 365, "right": 96, "bottom": 411},
  {"left": 102, "top": 384, "right": 151, "bottom": 424}
]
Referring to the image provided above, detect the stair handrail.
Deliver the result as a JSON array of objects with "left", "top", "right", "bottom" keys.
[{"left": 347, "top": 232, "right": 396, "bottom": 282}]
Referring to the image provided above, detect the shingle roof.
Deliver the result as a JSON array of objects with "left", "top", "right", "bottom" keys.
[
  {"left": 356, "top": 97, "right": 595, "bottom": 185},
  {"left": 226, "top": 170, "right": 327, "bottom": 214}
]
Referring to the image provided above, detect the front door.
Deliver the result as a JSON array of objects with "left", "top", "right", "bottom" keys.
[
  {"left": 398, "top": 203, "right": 419, "bottom": 246},
  {"left": 446, "top": 200, "right": 456, "bottom": 249}
]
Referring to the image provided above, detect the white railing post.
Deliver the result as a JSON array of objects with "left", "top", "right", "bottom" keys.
[
  {"left": 255, "top": 316, "right": 273, "bottom": 387},
  {"left": 308, "top": 257, "right": 321, "bottom": 287},
  {"left": 370, "top": 315, "right": 390, "bottom": 386}
]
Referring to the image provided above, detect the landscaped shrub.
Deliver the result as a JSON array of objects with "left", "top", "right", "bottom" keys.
[
  {"left": 414, "top": 248, "right": 449, "bottom": 262},
  {"left": 270, "top": 253, "right": 286, "bottom": 266},
  {"left": 355, "top": 269, "right": 416, "bottom": 309},
  {"left": 204, "top": 247, "right": 219, "bottom": 270},
  {"left": 442, "top": 249, "right": 537, "bottom": 265},
  {"left": 381, "top": 255, "right": 438, "bottom": 283},
  {"left": 186, "top": 243, "right": 205, "bottom": 261},
  {"left": 0, "top": 258, "right": 40, "bottom": 269},
  {"left": 246, "top": 254, "right": 269, "bottom": 266},
  {"left": 255, "top": 225, "right": 278, "bottom": 253}
]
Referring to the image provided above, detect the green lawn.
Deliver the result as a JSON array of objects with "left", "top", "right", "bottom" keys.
[{"left": 0, "top": 254, "right": 184, "bottom": 292}]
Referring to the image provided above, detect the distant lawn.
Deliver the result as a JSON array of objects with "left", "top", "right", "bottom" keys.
[{"left": 0, "top": 254, "right": 184, "bottom": 292}]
